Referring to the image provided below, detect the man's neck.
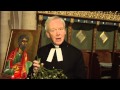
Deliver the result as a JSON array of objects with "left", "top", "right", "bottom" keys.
[{"left": 52, "top": 40, "right": 66, "bottom": 48}]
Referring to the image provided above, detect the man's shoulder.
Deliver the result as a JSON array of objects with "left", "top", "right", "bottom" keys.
[
  {"left": 67, "top": 43, "right": 81, "bottom": 52},
  {"left": 38, "top": 43, "right": 52, "bottom": 50}
]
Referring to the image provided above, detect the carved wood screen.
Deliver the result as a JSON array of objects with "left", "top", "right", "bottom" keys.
[{"left": 37, "top": 11, "right": 120, "bottom": 79}]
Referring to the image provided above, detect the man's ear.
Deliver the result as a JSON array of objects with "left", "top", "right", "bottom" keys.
[
  {"left": 65, "top": 29, "right": 66, "bottom": 35},
  {"left": 46, "top": 32, "right": 50, "bottom": 38}
]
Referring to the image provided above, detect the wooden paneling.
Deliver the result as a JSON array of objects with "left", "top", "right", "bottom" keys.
[
  {"left": 37, "top": 12, "right": 120, "bottom": 79},
  {"left": 82, "top": 52, "right": 91, "bottom": 79}
]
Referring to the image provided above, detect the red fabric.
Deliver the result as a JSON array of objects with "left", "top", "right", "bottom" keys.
[{"left": 7, "top": 48, "right": 29, "bottom": 79}]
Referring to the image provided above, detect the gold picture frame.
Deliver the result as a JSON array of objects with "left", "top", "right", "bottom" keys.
[{"left": 1, "top": 29, "right": 41, "bottom": 79}]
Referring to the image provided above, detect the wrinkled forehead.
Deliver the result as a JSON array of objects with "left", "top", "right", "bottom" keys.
[{"left": 49, "top": 19, "right": 64, "bottom": 29}]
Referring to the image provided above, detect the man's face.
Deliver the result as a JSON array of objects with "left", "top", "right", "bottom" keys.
[
  {"left": 46, "top": 19, "right": 66, "bottom": 46},
  {"left": 19, "top": 38, "right": 28, "bottom": 51}
]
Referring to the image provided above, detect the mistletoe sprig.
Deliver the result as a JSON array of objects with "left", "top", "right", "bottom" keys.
[{"left": 31, "top": 58, "right": 67, "bottom": 79}]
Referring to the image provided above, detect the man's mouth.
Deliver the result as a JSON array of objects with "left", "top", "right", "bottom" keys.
[{"left": 56, "top": 38, "right": 61, "bottom": 41}]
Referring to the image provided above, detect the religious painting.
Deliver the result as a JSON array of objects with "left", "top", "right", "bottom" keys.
[{"left": 1, "top": 29, "right": 41, "bottom": 79}]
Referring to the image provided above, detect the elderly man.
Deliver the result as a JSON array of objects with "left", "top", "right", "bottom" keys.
[{"left": 28, "top": 16, "right": 86, "bottom": 79}]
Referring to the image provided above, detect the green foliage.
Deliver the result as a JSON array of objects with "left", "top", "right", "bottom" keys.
[{"left": 31, "top": 58, "right": 67, "bottom": 79}]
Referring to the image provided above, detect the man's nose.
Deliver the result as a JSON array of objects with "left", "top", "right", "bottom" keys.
[{"left": 56, "top": 30, "right": 60, "bottom": 35}]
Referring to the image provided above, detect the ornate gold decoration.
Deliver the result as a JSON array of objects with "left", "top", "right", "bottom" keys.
[
  {"left": 38, "top": 11, "right": 120, "bottom": 22},
  {"left": 76, "top": 30, "right": 86, "bottom": 43},
  {"left": 100, "top": 31, "right": 108, "bottom": 44},
  {"left": 70, "top": 18, "right": 74, "bottom": 23},
  {"left": 97, "top": 21, "right": 100, "bottom": 26},
  {"left": 68, "top": 25, "right": 72, "bottom": 44},
  {"left": 39, "top": 15, "right": 43, "bottom": 21}
]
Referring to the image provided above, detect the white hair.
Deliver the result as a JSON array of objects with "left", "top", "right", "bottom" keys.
[{"left": 45, "top": 16, "right": 66, "bottom": 31}]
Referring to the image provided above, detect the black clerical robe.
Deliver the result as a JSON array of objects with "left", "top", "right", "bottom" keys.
[{"left": 28, "top": 41, "right": 86, "bottom": 79}]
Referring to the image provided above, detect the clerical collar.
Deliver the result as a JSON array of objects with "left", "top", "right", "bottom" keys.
[
  {"left": 51, "top": 40, "right": 68, "bottom": 48},
  {"left": 46, "top": 44, "right": 63, "bottom": 62},
  {"left": 54, "top": 45, "right": 59, "bottom": 48}
]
